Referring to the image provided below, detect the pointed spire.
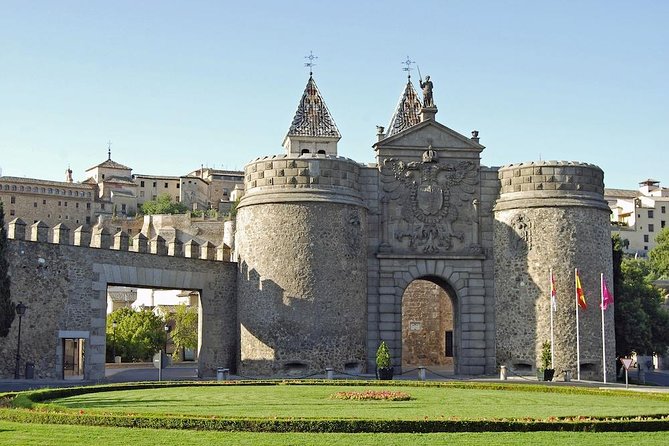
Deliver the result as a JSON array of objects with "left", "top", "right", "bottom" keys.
[
  {"left": 283, "top": 76, "right": 341, "bottom": 156},
  {"left": 386, "top": 81, "right": 422, "bottom": 137},
  {"left": 286, "top": 76, "right": 341, "bottom": 139}
]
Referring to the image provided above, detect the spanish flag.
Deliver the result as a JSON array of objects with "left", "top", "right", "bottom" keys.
[{"left": 575, "top": 269, "right": 587, "bottom": 310}]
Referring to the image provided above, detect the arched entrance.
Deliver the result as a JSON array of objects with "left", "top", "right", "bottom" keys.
[{"left": 401, "top": 276, "right": 456, "bottom": 373}]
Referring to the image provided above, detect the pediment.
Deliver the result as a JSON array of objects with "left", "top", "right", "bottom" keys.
[{"left": 374, "top": 120, "right": 484, "bottom": 153}]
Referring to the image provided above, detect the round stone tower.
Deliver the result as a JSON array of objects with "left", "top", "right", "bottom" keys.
[
  {"left": 493, "top": 161, "right": 614, "bottom": 381},
  {"left": 233, "top": 75, "right": 368, "bottom": 376}
]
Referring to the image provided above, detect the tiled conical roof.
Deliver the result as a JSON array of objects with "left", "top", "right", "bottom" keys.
[
  {"left": 386, "top": 81, "right": 422, "bottom": 136},
  {"left": 286, "top": 76, "right": 341, "bottom": 138}
]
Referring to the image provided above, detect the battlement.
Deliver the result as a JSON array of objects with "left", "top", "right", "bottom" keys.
[
  {"left": 6, "top": 218, "right": 229, "bottom": 261},
  {"left": 240, "top": 153, "right": 365, "bottom": 208},
  {"left": 495, "top": 161, "right": 608, "bottom": 211}
]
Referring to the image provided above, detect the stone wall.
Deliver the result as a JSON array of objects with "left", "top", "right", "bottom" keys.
[
  {"left": 494, "top": 161, "right": 615, "bottom": 380},
  {"left": 235, "top": 155, "right": 368, "bottom": 375},
  {"left": 0, "top": 238, "right": 237, "bottom": 380},
  {"left": 401, "top": 279, "right": 454, "bottom": 368}
]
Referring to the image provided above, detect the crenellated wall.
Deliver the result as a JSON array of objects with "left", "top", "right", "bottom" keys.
[
  {"left": 1, "top": 221, "right": 237, "bottom": 380},
  {"left": 6, "top": 218, "right": 229, "bottom": 261}
]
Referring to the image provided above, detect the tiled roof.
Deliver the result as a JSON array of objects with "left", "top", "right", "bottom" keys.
[
  {"left": 87, "top": 159, "right": 131, "bottom": 171},
  {"left": 103, "top": 176, "right": 137, "bottom": 185},
  {"left": 386, "top": 81, "right": 422, "bottom": 136},
  {"left": 604, "top": 188, "right": 638, "bottom": 199},
  {"left": 0, "top": 176, "right": 95, "bottom": 189},
  {"left": 286, "top": 76, "right": 340, "bottom": 138}
]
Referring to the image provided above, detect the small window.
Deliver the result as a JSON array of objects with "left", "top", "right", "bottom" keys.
[
  {"left": 648, "top": 210, "right": 654, "bottom": 218},
  {"left": 86, "top": 203, "right": 91, "bottom": 210},
  {"left": 85, "top": 216, "right": 91, "bottom": 224},
  {"left": 301, "top": 149, "right": 310, "bottom": 154},
  {"left": 175, "top": 196, "right": 179, "bottom": 202},
  {"left": 102, "top": 174, "right": 105, "bottom": 179},
  {"left": 11, "top": 185, "right": 16, "bottom": 191},
  {"left": 644, "top": 245, "right": 648, "bottom": 251},
  {"left": 9, "top": 210, "right": 15, "bottom": 216},
  {"left": 121, "top": 204, "right": 126, "bottom": 211},
  {"left": 33, "top": 202, "right": 37, "bottom": 208},
  {"left": 662, "top": 221, "right": 666, "bottom": 228},
  {"left": 153, "top": 182, "right": 157, "bottom": 187},
  {"left": 644, "top": 235, "right": 649, "bottom": 243},
  {"left": 445, "top": 331, "right": 454, "bottom": 357},
  {"left": 164, "top": 182, "right": 168, "bottom": 188},
  {"left": 58, "top": 201, "right": 61, "bottom": 206},
  {"left": 176, "top": 183, "right": 180, "bottom": 189},
  {"left": 10, "top": 196, "right": 15, "bottom": 204},
  {"left": 140, "top": 181, "right": 145, "bottom": 187},
  {"left": 76, "top": 203, "right": 79, "bottom": 208},
  {"left": 649, "top": 224, "right": 655, "bottom": 232},
  {"left": 43, "top": 199, "right": 46, "bottom": 204},
  {"left": 64, "top": 202, "right": 68, "bottom": 207},
  {"left": 662, "top": 206, "right": 666, "bottom": 214}
]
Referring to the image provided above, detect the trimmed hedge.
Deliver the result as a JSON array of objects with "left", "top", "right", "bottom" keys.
[{"left": 2, "top": 380, "right": 669, "bottom": 433}]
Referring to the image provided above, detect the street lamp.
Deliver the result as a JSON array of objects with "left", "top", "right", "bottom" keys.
[
  {"left": 14, "top": 302, "right": 27, "bottom": 379},
  {"left": 164, "top": 324, "right": 170, "bottom": 355},
  {"left": 112, "top": 320, "right": 117, "bottom": 362}
]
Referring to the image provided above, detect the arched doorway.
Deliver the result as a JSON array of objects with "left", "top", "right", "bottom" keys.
[{"left": 401, "top": 277, "right": 456, "bottom": 373}]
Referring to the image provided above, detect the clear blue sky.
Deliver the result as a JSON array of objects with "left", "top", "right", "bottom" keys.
[{"left": 1, "top": 1, "right": 667, "bottom": 189}]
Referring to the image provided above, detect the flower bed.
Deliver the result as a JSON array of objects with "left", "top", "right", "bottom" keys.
[{"left": 330, "top": 390, "right": 412, "bottom": 401}]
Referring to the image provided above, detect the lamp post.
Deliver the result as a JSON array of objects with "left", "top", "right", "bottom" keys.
[
  {"left": 14, "top": 302, "right": 27, "bottom": 379},
  {"left": 164, "top": 323, "right": 170, "bottom": 355},
  {"left": 112, "top": 320, "right": 117, "bottom": 362}
]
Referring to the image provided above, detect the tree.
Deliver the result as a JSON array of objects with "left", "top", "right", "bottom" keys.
[
  {"left": 106, "top": 308, "right": 167, "bottom": 361},
  {"left": 140, "top": 193, "right": 188, "bottom": 215},
  {"left": 649, "top": 227, "right": 669, "bottom": 279},
  {"left": 0, "top": 202, "right": 15, "bottom": 337},
  {"left": 169, "top": 304, "right": 198, "bottom": 361},
  {"left": 613, "top": 235, "right": 669, "bottom": 356}
]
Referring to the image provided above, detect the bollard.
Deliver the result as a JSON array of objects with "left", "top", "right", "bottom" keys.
[
  {"left": 216, "top": 367, "right": 226, "bottom": 381},
  {"left": 564, "top": 369, "right": 571, "bottom": 382},
  {"left": 418, "top": 366, "right": 426, "bottom": 381},
  {"left": 326, "top": 367, "right": 334, "bottom": 380},
  {"left": 500, "top": 365, "right": 507, "bottom": 380}
]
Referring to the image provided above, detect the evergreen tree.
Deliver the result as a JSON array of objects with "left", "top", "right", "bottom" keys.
[{"left": 0, "top": 202, "right": 15, "bottom": 337}]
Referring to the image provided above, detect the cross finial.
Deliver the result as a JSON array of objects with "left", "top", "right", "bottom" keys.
[
  {"left": 304, "top": 51, "right": 318, "bottom": 76},
  {"left": 107, "top": 140, "right": 112, "bottom": 160},
  {"left": 402, "top": 56, "right": 415, "bottom": 80}
]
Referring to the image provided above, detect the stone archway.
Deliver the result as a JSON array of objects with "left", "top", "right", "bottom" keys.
[{"left": 401, "top": 276, "right": 456, "bottom": 373}]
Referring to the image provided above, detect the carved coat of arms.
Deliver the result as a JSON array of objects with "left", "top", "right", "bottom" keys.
[{"left": 381, "top": 147, "right": 479, "bottom": 253}]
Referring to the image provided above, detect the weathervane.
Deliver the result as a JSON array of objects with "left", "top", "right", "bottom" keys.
[
  {"left": 402, "top": 56, "right": 415, "bottom": 79},
  {"left": 304, "top": 51, "right": 318, "bottom": 76}
]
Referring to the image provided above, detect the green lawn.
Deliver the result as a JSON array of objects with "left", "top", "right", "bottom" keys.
[
  {"left": 0, "top": 420, "right": 667, "bottom": 446},
  {"left": 48, "top": 383, "right": 669, "bottom": 420}
]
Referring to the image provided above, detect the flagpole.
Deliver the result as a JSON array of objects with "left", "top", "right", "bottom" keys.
[
  {"left": 550, "top": 268, "right": 554, "bottom": 369},
  {"left": 601, "top": 273, "right": 607, "bottom": 384},
  {"left": 575, "top": 268, "right": 581, "bottom": 381}
]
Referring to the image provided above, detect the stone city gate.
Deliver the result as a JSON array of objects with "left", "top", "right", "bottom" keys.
[{"left": 0, "top": 220, "right": 237, "bottom": 380}]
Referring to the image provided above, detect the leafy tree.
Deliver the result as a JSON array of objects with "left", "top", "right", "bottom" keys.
[
  {"left": 106, "top": 307, "right": 167, "bottom": 361},
  {"left": 0, "top": 202, "right": 15, "bottom": 337},
  {"left": 649, "top": 227, "right": 669, "bottom": 279},
  {"left": 169, "top": 304, "right": 198, "bottom": 361},
  {"left": 613, "top": 236, "right": 669, "bottom": 356},
  {"left": 140, "top": 193, "right": 188, "bottom": 215}
]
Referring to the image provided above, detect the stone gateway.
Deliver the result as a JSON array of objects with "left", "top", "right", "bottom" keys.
[{"left": 0, "top": 74, "right": 614, "bottom": 381}]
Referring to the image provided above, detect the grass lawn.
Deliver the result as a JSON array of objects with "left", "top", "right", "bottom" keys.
[
  {"left": 47, "top": 383, "right": 669, "bottom": 420},
  {"left": 1, "top": 420, "right": 667, "bottom": 446}
]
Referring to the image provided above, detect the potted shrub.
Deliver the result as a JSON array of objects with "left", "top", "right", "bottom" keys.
[
  {"left": 376, "top": 341, "right": 394, "bottom": 380},
  {"left": 538, "top": 340, "right": 555, "bottom": 381}
]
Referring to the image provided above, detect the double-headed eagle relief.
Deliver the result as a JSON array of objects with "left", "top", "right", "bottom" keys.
[{"left": 381, "top": 147, "right": 479, "bottom": 253}]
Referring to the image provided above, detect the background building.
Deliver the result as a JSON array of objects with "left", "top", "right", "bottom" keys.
[{"left": 607, "top": 179, "right": 669, "bottom": 256}]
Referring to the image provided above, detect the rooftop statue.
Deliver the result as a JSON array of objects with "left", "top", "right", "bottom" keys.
[{"left": 419, "top": 75, "right": 434, "bottom": 107}]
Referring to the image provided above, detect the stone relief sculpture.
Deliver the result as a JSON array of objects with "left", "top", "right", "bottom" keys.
[
  {"left": 510, "top": 214, "right": 532, "bottom": 252},
  {"left": 380, "top": 148, "right": 478, "bottom": 253}
]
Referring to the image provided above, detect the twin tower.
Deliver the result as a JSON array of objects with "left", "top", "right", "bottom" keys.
[{"left": 232, "top": 75, "right": 614, "bottom": 380}]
